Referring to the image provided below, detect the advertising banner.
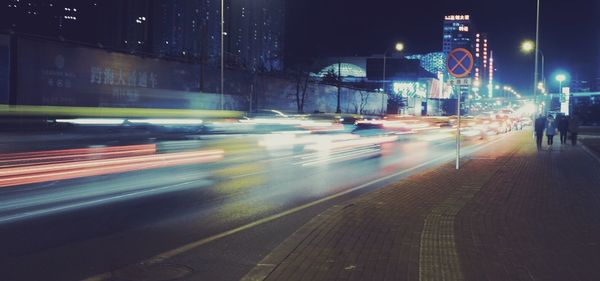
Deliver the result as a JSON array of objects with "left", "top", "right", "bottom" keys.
[{"left": 16, "top": 37, "right": 201, "bottom": 109}]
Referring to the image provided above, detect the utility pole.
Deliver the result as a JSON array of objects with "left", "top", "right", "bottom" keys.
[
  {"left": 220, "top": 0, "right": 225, "bottom": 110},
  {"left": 533, "top": 0, "right": 540, "bottom": 112},
  {"left": 336, "top": 60, "right": 341, "bottom": 113},
  {"left": 382, "top": 55, "right": 387, "bottom": 116}
]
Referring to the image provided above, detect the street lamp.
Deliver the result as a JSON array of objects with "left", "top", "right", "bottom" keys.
[
  {"left": 381, "top": 42, "right": 405, "bottom": 116},
  {"left": 220, "top": 0, "right": 225, "bottom": 110},
  {"left": 556, "top": 74, "right": 566, "bottom": 94},
  {"left": 521, "top": 41, "right": 534, "bottom": 53},
  {"left": 521, "top": 40, "right": 546, "bottom": 93},
  {"left": 395, "top": 43, "right": 405, "bottom": 52}
]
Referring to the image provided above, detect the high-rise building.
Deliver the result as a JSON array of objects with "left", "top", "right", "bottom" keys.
[
  {"left": 107, "top": 1, "right": 154, "bottom": 53},
  {"left": 442, "top": 15, "right": 473, "bottom": 56},
  {"left": 2, "top": 0, "right": 103, "bottom": 44},
  {"left": 224, "top": 0, "right": 284, "bottom": 72},
  {"left": 151, "top": 0, "right": 284, "bottom": 72},
  {"left": 153, "top": 0, "right": 221, "bottom": 65},
  {"left": 2, "top": 0, "right": 285, "bottom": 72}
]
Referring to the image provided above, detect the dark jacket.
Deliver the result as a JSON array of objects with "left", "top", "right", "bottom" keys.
[
  {"left": 569, "top": 116, "right": 580, "bottom": 133},
  {"left": 534, "top": 117, "right": 546, "bottom": 134},
  {"left": 558, "top": 117, "right": 569, "bottom": 132}
]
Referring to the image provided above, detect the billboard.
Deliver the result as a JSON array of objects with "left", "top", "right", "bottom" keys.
[
  {"left": 0, "top": 35, "right": 9, "bottom": 104},
  {"left": 16, "top": 37, "right": 202, "bottom": 109}
]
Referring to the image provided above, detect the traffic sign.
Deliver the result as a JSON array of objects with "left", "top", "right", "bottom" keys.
[
  {"left": 449, "top": 78, "right": 472, "bottom": 86},
  {"left": 446, "top": 48, "right": 474, "bottom": 78}
]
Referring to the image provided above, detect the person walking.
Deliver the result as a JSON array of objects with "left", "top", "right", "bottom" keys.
[
  {"left": 546, "top": 115, "right": 556, "bottom": 147},
  {"left": 569, "top": 114, "right": 580, "bottom": 145},
  {"left": 534, "top": 114, "right": 546, "bottom": 150},
  {"left": 558, "top": 115, "right": 569, "bottom": 144}
]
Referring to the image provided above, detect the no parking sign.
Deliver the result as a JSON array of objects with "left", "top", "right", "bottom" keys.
[{"left": 447, "top": 48, "right": 474, "bottom": 78}]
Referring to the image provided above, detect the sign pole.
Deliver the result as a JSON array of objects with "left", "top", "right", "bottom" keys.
[
  {"left": 456, "top": 87, "right": 461, "bottom": 170},
  {"left": 446, "top": 48, "right": 474, "bottom": 171}
]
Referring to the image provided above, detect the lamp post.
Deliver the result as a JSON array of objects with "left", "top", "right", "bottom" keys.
[
  {"left": 521, "top": 40, "right": 546, "bottom": 90},
  {"left": 522, "top": 40, "right": 546, "bottom": 117},
  {"left": 556, "top": 74, "right": 566, "bottom": 94},
  {"left": 382, "top": 42, "right": 404, "bottom": 116},
  {"left": 534, "top": 0, "right": 541, "bottom": 109},
  {"left": 220, "top": 0, "right": 225, "bottom": 110}
]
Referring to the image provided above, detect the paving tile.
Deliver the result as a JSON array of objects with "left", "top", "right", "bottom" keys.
[{"left": 242, "top": 132, "right": 600, "bottom": 281}]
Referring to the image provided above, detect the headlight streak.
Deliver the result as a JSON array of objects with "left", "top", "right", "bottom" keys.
[{"left": 0, "top": 149, "right": 223, "bottom": 188}]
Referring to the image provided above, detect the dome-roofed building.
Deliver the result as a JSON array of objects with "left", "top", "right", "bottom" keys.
[{"left": 314, "top": 63, "right": 367, "bottom": 79}]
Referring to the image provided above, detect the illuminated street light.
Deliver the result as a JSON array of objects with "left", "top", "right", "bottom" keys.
[
  {"left": 395, "top": 42, "right": 405, "bottom": 52},
  {"left": 521, "top": 40, "right": 535, "bottom": 53},
  {"left": 556, "top": 74, "right": 567, "bottom": 95},
  {"left": 520, "top": 39, "right": 545, "bottom": 110},
  {"left": 220, "top": 0, "right": 225, "bottom": 110},
  {"left": 382, "top": 42, "right": 405, "bottom": 115}
]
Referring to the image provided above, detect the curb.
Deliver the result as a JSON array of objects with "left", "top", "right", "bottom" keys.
[{"left": 580, "top": 142, "right": 600, "bottom": 164}]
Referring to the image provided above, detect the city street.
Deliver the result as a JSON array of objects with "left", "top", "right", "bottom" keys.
[
  {"left": 0, "top": 127, "right": 507, "bottom": 281},
  {"left": 1, "top": 1, "right": 599, "bottom": 280}
]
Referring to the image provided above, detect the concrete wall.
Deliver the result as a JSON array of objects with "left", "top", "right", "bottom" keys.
[
  {"left": 255, "top": 75, "right": 385, "bottom": 114},
  {"left": 200, "top": 69, "right": 386, "bottom": 114}
]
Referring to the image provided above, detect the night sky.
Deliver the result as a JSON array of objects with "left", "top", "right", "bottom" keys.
[{"left": 286, "top": 0, "right": 600, "bottom": 94}]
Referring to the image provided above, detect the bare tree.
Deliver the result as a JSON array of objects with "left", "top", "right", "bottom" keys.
[
  {"left": 294, "top": 68, "right": 311, "bottom": 113},
  {"left": 358, "top": 90, "right": 372, "bottom": 114},
  {"left": 322, "top": 68, "right": 342, "bottom": 113}
]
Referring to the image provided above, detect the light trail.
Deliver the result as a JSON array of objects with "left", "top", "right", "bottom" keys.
[{"left": 0, "top": 148, "right": 223, "bottom": 188}]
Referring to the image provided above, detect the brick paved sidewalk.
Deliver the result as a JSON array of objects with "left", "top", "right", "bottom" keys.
[{"left": 242, "top": 131, "right": 600, "bottom": 281}]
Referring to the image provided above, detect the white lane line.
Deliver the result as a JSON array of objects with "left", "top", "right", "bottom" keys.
[
  {"left": 296, "top": 148, "right": 381, "bottom": 166},
  {"left": 0, "top": 179, "right": 208, "bottom": 224},
  {"left": 229, "top": 171, "right": 268, "bottom": 179},
  {"left": 81, "top": 135, "right": 507, "bottom": 281}
]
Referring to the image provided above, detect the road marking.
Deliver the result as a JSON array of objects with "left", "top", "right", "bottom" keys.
[
  {"left": 230, "top": 171, "right": 268, "bottom": 179},
  {"left": 82, "top": 135, "right": 507, "bottom": 281}
]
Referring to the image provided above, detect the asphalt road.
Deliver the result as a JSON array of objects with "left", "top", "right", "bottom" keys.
[{"left": 0, "top": 128, "right": 508, "bottom": 281}]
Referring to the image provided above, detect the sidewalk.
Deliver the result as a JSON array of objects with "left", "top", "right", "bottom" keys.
[{"left": 243, "top": 131, "right": 600, "bottom": 281}]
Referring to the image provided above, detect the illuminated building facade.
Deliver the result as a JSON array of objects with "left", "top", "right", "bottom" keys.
[
  {"left": 443, "top": 15, "right": 473, "bottom": 56},
  {"left": 405, "top": 52, "right": 446, "bottom": 75},
  {"left": 474, "top": 33, "right": 495, "bottom": 98}
]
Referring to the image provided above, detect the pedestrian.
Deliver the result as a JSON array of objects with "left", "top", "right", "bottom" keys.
[
  {"left": 558, "top": 115, "right": 569, "bottom": 144},
  {"left": 546, "top": 115, "right": 556, "bottom": 147},
  {"left": 569, "top": 114, "right": 580, "bottom": 145},
  {"left": 534, "top": 114, "right": 546, "bottom": 150}
]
